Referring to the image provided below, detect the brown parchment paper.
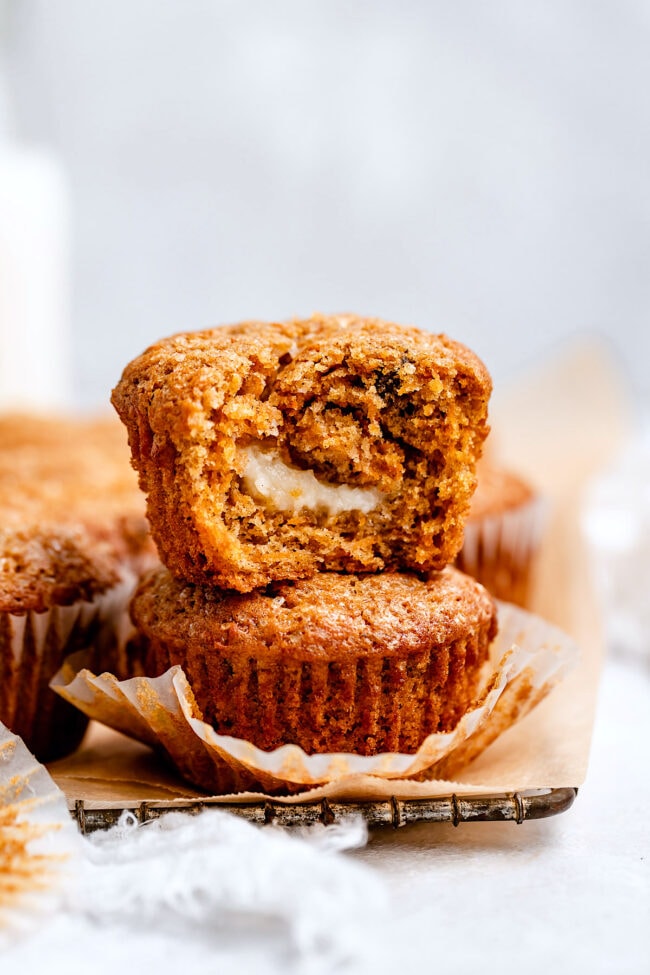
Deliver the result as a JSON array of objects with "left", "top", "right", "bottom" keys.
[{"left": 47, "top": 340, "right": 629, "bottom": 808}]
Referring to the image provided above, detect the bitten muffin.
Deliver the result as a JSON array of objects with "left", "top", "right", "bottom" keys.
[
  {"left": 112, "top": 314, "right": 492, "bottom": 591},
  {"left": 130, "top": 565, "right": 498, "bottom": 755},
  {"left": 456, "top": 462, "right": 544, "bottom": 607},
  {"left": 0, "top": 413, "right": 158, "bottom": 761}
]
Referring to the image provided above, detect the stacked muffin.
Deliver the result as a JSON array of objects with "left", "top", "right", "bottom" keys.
[
  {"left": 0, "top": 414, "right": 157, "bottom": 761},
  {"left": 113, "top": 314, "right": 498, "bottom": 756}
]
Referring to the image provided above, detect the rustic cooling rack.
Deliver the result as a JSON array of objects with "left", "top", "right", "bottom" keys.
[{"left": 69, "top": 787, "right": 578, "bottom": 833}]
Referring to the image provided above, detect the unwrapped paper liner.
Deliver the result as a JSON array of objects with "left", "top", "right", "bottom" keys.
[
  {"left": 51, "top": 603, "right": 578, "bottom": 796},
  {"left": 0, "top": 722, "right": 81, "bottom": 939},
  {"left": 456, "top": 495, "right": 548, "bottom": 607},
  {"left": 1, "top": 572, "right": 138, "bottom": 761}
]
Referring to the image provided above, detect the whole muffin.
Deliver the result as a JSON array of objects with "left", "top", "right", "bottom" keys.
[
  {"left": 130, "top": 565, "right": 498, "bottom": 755},
  {"left": 0, "top": 523, "right": 121, "bottom": 761},
  {"left": 112, "top": 314, "right": 491, "bottom": 591},
  {"left": 0, "top": 413, "right": 158, "bottom": 761},
  {"left": 456, "top": 462, "right": 544, "bottom": 607}
]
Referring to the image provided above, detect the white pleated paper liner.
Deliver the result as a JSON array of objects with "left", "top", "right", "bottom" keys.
[
  {"left": 50, "top": 602, "right": 578, "bottom": 796},
  {"left": 0, "top": 722, "right": 81, "bottom": 940},
  {"left": 0, "top": 572, "right": 138, "bottom": 762},
  {"left": 456, "top": 495, "right": 548, "bottom": 606}
]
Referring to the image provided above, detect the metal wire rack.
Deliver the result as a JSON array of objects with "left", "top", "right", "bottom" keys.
[{"left": 69, "top": 787, "right": 577, "bottom": 833}]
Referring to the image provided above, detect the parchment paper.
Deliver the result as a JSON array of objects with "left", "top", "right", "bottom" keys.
[
  {"left": 50, "top": 603, "right": 577, "bottom": 795},
  {"left": 47, "top": 340, "right": 628, "bottom": 807}
]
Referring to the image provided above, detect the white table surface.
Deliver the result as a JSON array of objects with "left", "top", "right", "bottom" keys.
[
  {"left": 5, "top": 650, "right": 648, "bottom": 975},
  {"left": 354, "top": 652, "right": 649, "bottom": 974}
]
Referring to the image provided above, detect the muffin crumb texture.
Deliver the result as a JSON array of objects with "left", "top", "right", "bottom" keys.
[{"left": 113, "top": 314, "right": 492, "bottom": 590}]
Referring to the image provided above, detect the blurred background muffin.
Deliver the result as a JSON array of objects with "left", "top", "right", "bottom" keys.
[
  {"left": 0, "top": 413, "right": 156, "bottom": 574},
  {"left": 0, "top": 412, "right": 158, "bottom": 760},
  {"left": 455, "top": 460, "right": 546, "bottom": 608}
]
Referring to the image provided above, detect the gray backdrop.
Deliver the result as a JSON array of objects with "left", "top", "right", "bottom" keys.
[{"left": 8, "top": 1, "right": 649, "bottom": 408}]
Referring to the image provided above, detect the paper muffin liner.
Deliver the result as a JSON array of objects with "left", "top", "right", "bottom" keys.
[
  {"left": 0, "top": 721, "right": 81, "bottom": 940},
  {"left": 456, "top": 495, "right": 548, "bottom": 607},
  {"left": 0, "top": 572, "right": 138, "bottom": 763},
  {"left": 144, "top": 627, "right": 492, "bottom": 757},
  {"left": 50, "top": 602, "right": 578, "bottom": 796}
]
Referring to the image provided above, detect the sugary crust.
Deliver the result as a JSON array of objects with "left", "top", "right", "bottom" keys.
[
  {"left": 0, "top": 525, "right": 119, "bottom": 614},
  {"left": 130, "top": 566, "right": 498, "bottom": 754},
  {"left": 0, "top": 412, "right": 151, "bottom": 540},
  {"left": 0, "top": 413, "right": 156, "bottom": 613},
  {"left": 132, "top": 564, "right": 496, "bottom": 661},
  {"left": 113, "top": 314, "right": 491, "bottom": 590}
]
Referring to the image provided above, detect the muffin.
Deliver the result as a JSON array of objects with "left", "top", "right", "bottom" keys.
[
  {"left": 0, "top": 413, "right": 158, "bottom": 760},
  {"left": 130, "top": 565, "right": 498, "bottom": 755},
  {"left": 0, "top": 523, "right": 122, "bottom": 761},
  {"left": 456, "top": 462, "right": 544, "bottom": 607},
  {"left": 0, "top": 413, "right": 157, "bottom": 575},
  {"left": 112, "top": 314, "right": 491, "bottom": 592}
]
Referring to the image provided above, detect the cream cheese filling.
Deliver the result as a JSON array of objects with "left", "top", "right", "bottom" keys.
[{"left": 241, "top": 445, "right": 384, "bottom": 516}]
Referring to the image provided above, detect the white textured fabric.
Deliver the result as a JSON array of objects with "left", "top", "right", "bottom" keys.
[
  {"left": 68, "top": 809, "right": 383, "bottom": 962},
  {"left": 0, "top": 723, "right": 385, "bottom": 968}
]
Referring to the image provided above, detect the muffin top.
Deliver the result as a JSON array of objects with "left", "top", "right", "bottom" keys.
[
  {"left": 131, "top": 565, "right": 497, "bottom": 663},
  {"left": 0, "top": 412, "right": 145, "bottom": 526},
  {"left": 0, "top": 413, "right": 153, "bottom": 613},
  {"left": 112, "top": 314, "right": 492, "bottom": 589},
  {"left": 468, "top": 461, "right": 535, "bottom": 520},
  {"left": 0, "top": 524, "right": 120, "bottom": 614},
  {"left": 113, "top": 314, "right": 491, "bottom": 438}
]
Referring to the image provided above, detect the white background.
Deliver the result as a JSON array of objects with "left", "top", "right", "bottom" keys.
[{"left": 6, "top": 1, "right": 650, "bottom": 408}]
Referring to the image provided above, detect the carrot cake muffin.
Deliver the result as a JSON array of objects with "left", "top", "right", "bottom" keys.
[
  {"left": 0, "top": 413, "right": 158, "bottom": 761},
  {"left": 130, "top": 565, "right": 498, "bottom": 755},
  {"left": 0, "top": 413, "right": 157, "bottom": 574},
  {"left": 112, "top": 314, "right": 491, "bottom": 591},
  {"left": 456, "top": 462, "right": 544, "bottom": 607},
  {"left": 0, "top": 522, "right": 120, "bottom": 761}
]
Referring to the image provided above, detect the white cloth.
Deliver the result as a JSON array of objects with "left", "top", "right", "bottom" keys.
[
  {"left": 2, "top": 803, "right": 384, "bottom": 972},
  {"left": 73, "top": 810, "right": 383, "bottom": 962},
  {"left": 2, "top": 653, "right": 648, "bottom": 975}
]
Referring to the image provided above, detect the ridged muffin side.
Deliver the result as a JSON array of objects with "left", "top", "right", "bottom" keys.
[
  {"left": 130, "top": 566, "right": 498, "bottom": 755},
  {"left": 0, "top": 524, "right": 121, "bottom": 761},
  {"left": 456, "top": 462, "right": 544, "bottom": 607}
]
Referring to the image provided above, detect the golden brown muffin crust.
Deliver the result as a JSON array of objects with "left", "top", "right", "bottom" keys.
[
  {"left": 0, "top": 412, "right": 150, "bottom": 534},
  {"left": 131, "top": 565, "right": 496, "bottom": 663},
  {"left": 113, "top": 314, "right": 492, "bottom": 590},
  {"left": 0, "top": 412, "right": 156, "bottom": 613},
  {"left": 0, "top": 525, "right": 120, "bottom": 614}
]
